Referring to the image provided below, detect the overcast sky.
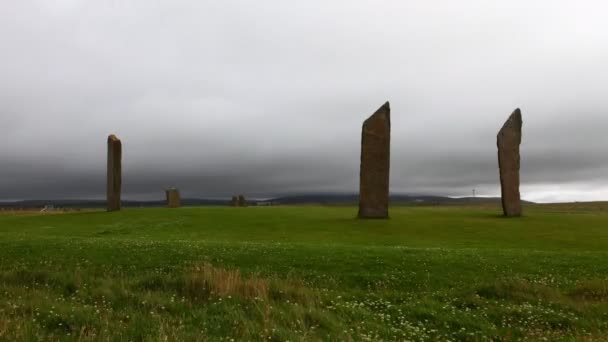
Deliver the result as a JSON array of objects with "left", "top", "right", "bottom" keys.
[{"left": 1, "top": 0, "right": 607, "bottom": 202}]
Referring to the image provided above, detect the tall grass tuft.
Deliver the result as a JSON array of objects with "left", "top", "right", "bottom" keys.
[{"left": 185, "top": 263, "right": 269, "bottom": 301}]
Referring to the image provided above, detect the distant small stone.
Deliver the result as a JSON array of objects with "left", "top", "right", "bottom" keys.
[
  {"left": 238, "top": 195, "right": 247, "bottom": 207},
  {"left": 166, "top": 188, "right": 181, "bottom": 208},
  {"left": 230, "top": 196, "right": 239, "bottom": 207}
]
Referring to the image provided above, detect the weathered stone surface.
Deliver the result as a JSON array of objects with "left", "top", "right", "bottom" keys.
[
  {"left": 106, "top": 135, "right": 122, "bottom": 212},
  {"left": 166, "top": 188, "right": 181, "bottom": 208},
  {"left": 358, "top": 102, "right": 391, "bottom": 219},
  {"left": 230, "top": 196, "right": 239, "bottom": 207},
  {"left": 238, "top": 195, "right": 247, "bottom": 207},
  {"left": 497, "top": 108, "right": 523, "bottom": 217}
]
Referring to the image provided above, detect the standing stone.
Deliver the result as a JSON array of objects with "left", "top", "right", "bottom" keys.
[
  {"left": 106, "top": 134, "right": 122, "bottom": 212},
  {"left": 230, "top": 196, "right": 239, "bottom": 207},
  {"left": 166, "top": 188, "right": 181, "bottom": 208},
  {"left": 497, "top": 108, "right": 523, "bottom": 217},
  {"left": 238, "top": 195, "right": 247, "bottom": 207},
  {"left": 358, "top": 102, "right": 391, "bottom": 219}
]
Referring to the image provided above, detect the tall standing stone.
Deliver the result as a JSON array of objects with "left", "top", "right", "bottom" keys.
[
  {"left": 238, "top": 195, "right": 247, "bottom": 207},
  {"left": 166, "top": 188, "right": 181, "bottom": 208},
  {"left": 106, "top": 134, "right": 122, "bottom": 212},
  {"left": 497, "top": 108, "right": 523, "bottom": 217},
  {"left": 358, "top": 102, "right": 391, "bottom": 219}
]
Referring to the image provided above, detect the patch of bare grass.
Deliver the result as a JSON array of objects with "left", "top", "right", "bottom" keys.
[
  {"left": 568, "top": 279, "right": 608, "bottom": 302},
  {"left": 269, "top": 278, "right": 318, "bottom": 306},
  {"left": 476, "top": 278, "right": 563, "bottom": 303},
  {"left": 0, "top": 317, "right": 7, "bottom": 338},
  {"left": 477, "top": 277, "right": 608, "bottom": 310}
]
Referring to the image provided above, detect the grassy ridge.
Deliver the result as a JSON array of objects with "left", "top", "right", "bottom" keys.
[{"left": 0, "top": 205, "right": 607, "bottom": 340}]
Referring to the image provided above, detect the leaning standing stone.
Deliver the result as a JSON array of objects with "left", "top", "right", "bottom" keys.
[
  {"left": 497, "top": 108, "right": 523, "bottom": 217},
  {"left": 107, "top": 134, "right": 122, "bottom": 212},
  {"left": 358, "top": 102, "right": 391, "bottom": 219}
]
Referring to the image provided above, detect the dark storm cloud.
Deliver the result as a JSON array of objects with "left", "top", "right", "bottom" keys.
[{"left": 1, "top": 0, "right": 608, "bottom": 202}]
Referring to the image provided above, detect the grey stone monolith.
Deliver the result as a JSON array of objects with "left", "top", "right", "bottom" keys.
[
  {"left": 107, "top": 135, "right": 122, "bottom": 212},
  {"left": 358, "top": 102, "right": 391, "bottom": 219},
  {"left": 497, "top": 108, "right": 523, "bottom": 217},
  {"left": 166, "top": 188, "right": 181, "bottom": 208}
]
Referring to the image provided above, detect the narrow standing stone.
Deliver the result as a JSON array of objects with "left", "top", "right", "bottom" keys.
[
  {"left": 358, "top": 102, "right": 391, "bottom": 219},
  {"left": 238, "top": 195, "right": 247, "bottom": 207},
  {"left": 497, "top": 108, "right": 523, "bottom": 217},
  {"left": 166, "top": 188, "right": 181, "bottom": 208},
  {"left": 107, "top": 134, "right": 122, "bottom": 212}
]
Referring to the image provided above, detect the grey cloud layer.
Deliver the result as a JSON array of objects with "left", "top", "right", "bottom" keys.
[{"left": 1, "top": 0, "right": 607, "bottom": 201}]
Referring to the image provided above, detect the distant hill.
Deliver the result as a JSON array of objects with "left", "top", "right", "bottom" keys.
[
  {"left": 259, "top": 194, "right": 505, "bottom": 205},
  {"left": 0, "top": 193, "right": 513, "bottom": 209},
  {"left": 0, "top": 198, "right": 228, "bottom": 209}
]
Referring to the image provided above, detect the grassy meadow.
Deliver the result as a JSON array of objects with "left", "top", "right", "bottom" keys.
[{"left": 0, "top": 203, "right": 607, "bottom": 340}]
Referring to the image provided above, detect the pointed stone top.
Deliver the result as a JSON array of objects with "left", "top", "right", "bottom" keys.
[
  {"left": 500, "top": 108, "right": 522, "bottom": 133},
  {"left": 108, "top": 134, "right": 121, "bottom": 142},
  {"left": 364, "top": 101, "right": 391, "bottom": 126},
  {"left": 376, "top": 101, "right": 390, "bottom": 114}
]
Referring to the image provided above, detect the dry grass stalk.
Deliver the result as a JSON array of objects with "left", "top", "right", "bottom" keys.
[{"left": 188, "top": 263, "right": 269, "bottom": 301}]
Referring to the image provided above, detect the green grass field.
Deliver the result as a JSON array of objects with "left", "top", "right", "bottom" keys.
[{"left": 0, "top": 204, "right": 607, "bottom": 341}]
